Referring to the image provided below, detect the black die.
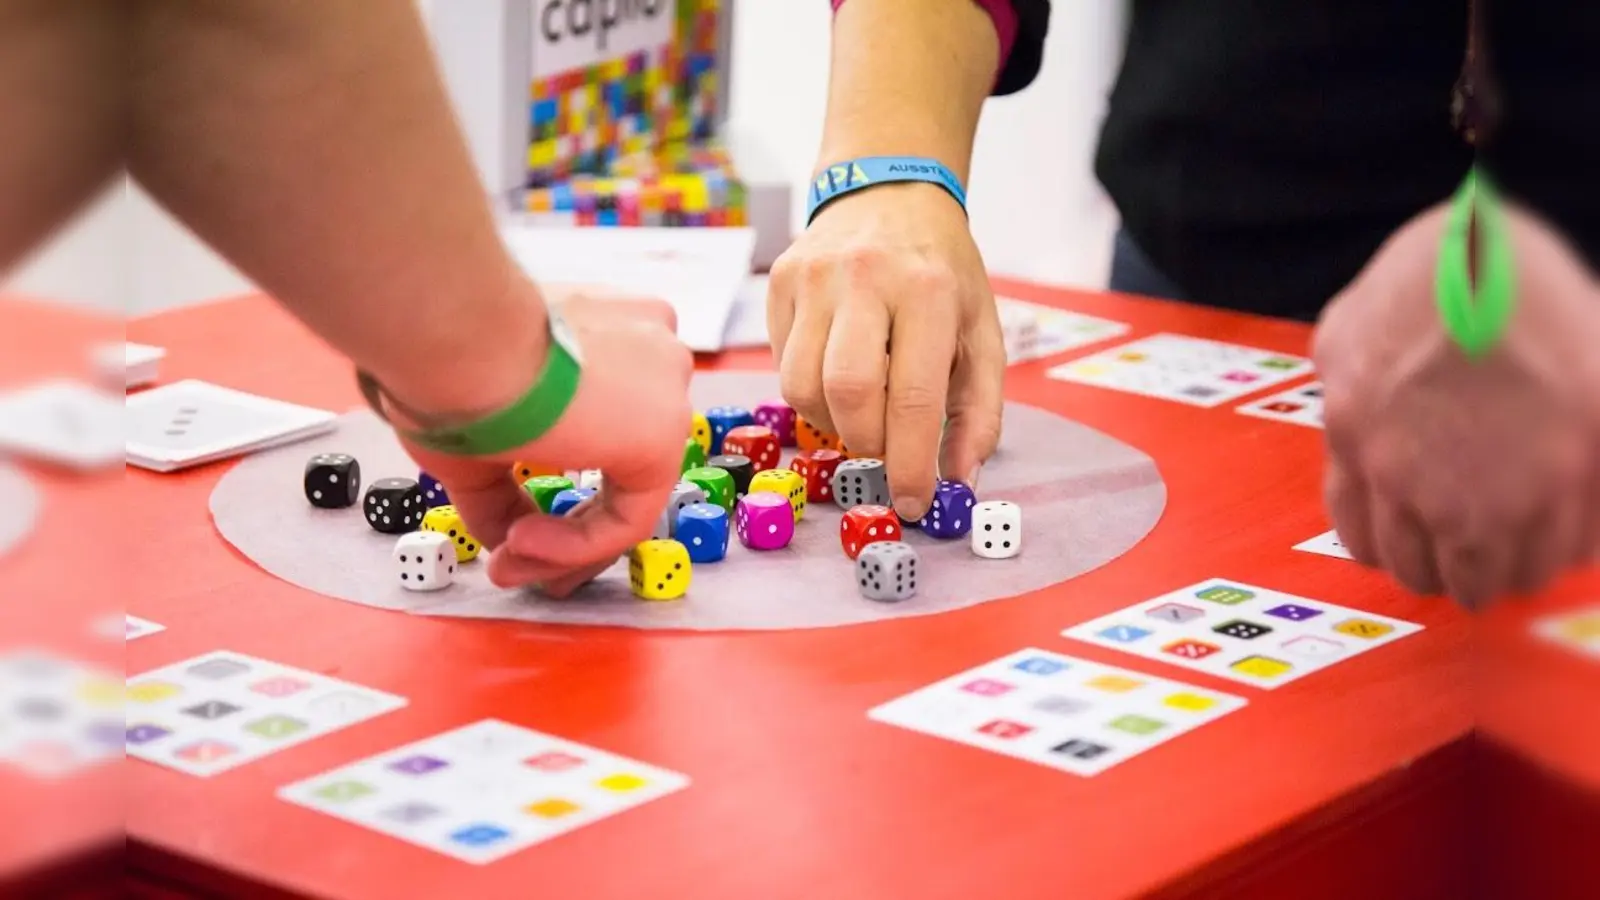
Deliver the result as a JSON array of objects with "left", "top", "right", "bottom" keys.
[
  {"left": 708, "top": 454, "right": 754, "bottom": 498},
  {"left": 363, "top": 477, "right": 424, "bottom": 534},
  {"left": 304, "top": 453, "right": 361, "bottom": 508}
]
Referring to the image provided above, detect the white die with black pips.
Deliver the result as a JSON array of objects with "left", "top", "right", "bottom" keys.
[
  {"left": 971, "top": 501, "right": 1022, "bottom": 559},
  {"left": 393, "top": 531, "right": 455, "bottom": 591}
]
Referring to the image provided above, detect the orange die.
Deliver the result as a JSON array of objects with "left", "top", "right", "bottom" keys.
[
  {"left": 511, "top": 461, "right": 561, "bottom": 482},
  {"left": 722, "top": 425, "right": 781, "bottom": 472},
  {"left": 795, "top": 414, "right": 843, "bottom": 453}
]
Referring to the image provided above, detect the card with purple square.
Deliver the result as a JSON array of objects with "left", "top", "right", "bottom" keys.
[
  {"left": 1044, "top": 333, "right": 1313, "bottom": 408},
  {"left": 0, "top": 649, "right": 123, "bottom": 779},
  {"left": 125, "top": 650, "right": 406, "bottom": 777},
  {"left": 868, "top": 648, "right": 1246, "bottom": 777},
  {"left": 278, "top": 719, "right": 690, "bottom": 864},
  {"left": 1062, "top": 578, "right": 1423, "bottom": 689}
]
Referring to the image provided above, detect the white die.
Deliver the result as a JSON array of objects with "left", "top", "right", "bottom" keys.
[
  {"left": 970, "top": 501, "right": 1022, "bottom": 559},
  {"left": 576, "top": 469, "right": 604, "bottom": 490},
  {"left": 394, "top": 531, "right": 456, "bottom": 591}
]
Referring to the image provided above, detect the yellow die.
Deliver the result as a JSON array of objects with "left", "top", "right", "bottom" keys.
[
  {"left": 420, "top": 505, "right": 480, "bottom": 562},
  {"left": 689, "top": 412, "right": 712, "bottom": 456},
  {"left": 749, "top": 469, "right": 806, "bottom": 523},
  {"left": 628, "top": 539, "right": 691, "bottom": 601}
]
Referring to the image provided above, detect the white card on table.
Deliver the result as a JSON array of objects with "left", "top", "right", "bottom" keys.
[
  {"left": 868, "top": 648, "right": 1246, "bottom": 777},
  {"left": 123, "top": 615, "right": 166, "bottom": 641},
  {"left": 278, "top": 719, "right": 690, "bottom": 865},
  {"left": 0, "top": 379, "right": 124, "bottom": 470},
  {"left": 1236, "top": 381, "right": 1325, "bottom": 428},
  {"left": 996, "top": 298, "right": 1131, "bottom": 364},
  {"left": 1063, "top": 578, "right": 1423, "bottom": 689},
  {"left": 125, "top": 379, "right": 337, "bottom": 473},
  {"left": 1294, "top": 530, "right": 1353, "bottom": 560},
  {"left": 125, "top": 650, "right": 406, "bottom": 777},
  {"left": 0, "top": 649, "right": 123, "bottom": 779},
  {"left": 1044, "top": 333, "right": 1313, "bottom": 407},
  {"left": 1533, "top": 607, "right": 1600, "bottom": 661},
  {"left": 94, "top": 342, "right": 166, "bottom": 389}
]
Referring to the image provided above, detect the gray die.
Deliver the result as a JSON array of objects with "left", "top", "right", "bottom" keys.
[
  {"left": 831, "top": 459, "right": 889, "bottom": 509},
  {"left": 856, "top": 542, "right": 919, "bottom": 602},
  {"left": 659, "top": 482, "right": 708, "bottom": 537}
]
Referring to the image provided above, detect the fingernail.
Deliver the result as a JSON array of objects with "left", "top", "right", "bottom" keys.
[{"left": 894, "top": 498, "right": 924, "bottom": 521}]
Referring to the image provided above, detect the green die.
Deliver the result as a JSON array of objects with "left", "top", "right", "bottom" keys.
[
  {"left": 682, "top": 466, "right": 735, "bottom": 512},
  {"left": 523, "top": 475, "right": 576, "bottom": 512},
  {"left": 681, "top": 437, "right": 707, "bottom": 474}
]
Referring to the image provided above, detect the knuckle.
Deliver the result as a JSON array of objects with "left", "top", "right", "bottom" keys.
[
  {"left": 779, "top": 370, "right": 825, "bottom": 418},
  {"left": 888, "top": 381, "right": 945, "bottom": 420},
  {"left": 822, "top": 371, "right": 883, "bottom": 410}
]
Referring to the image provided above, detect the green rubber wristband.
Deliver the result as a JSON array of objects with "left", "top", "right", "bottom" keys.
[
  {"left": 358, "top": 310, "right": 583, "bottom": 456},
  {"left": 1435, "top": 166, "right": 1516, "bottom": 359}
]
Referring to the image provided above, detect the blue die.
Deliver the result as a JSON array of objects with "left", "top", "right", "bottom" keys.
[
  {"left": 704, "top": 405, "right": 754, "bottom": 456},
  {"left": 675, "top": 502, "right": 729, "bottom": 563},
  {"left": 549, "top": 487, "right": 597, "bottom": 517},
  {"left": 417, "top": 471, "right": 450, "bottom": 508},
  {"left": 920, "top": 479, "right": 976, "bottom": 539}
]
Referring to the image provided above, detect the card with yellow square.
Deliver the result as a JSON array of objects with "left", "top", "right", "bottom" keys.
[
  {"left": 1062, "top": 578, "right": 1424, "bottom": 690},
  {"left": 278, "top": 719, "right": 690, "bottom": 864},
  {"left": 1533, "top": 606, "right": 1600, "bottom": 661},
  {"left": 868, "top": 648, "right": 1246, "bottom": 777}
]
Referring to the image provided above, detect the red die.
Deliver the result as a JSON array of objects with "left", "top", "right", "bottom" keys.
[
  {"left": 840, "top": 504, "right": 902, "bottom": 560},
  {"left": 790, "top": 449, "right": 843, "bottom": 503},
  {"left": 722, "top": 425, "right": 781, "bottom": 471}
]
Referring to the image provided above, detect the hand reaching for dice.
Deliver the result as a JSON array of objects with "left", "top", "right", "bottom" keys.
[{"left": 401, "top": 291, "right": 694, "bottom": 597}]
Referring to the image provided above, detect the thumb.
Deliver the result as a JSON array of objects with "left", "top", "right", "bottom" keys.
[{"left": 939, "top": 322, "right": 1005, "bottom": 486}]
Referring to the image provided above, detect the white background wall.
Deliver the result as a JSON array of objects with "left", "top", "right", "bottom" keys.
[{"left": 6, "top": 1, "right": 1125, "bottom": 316}]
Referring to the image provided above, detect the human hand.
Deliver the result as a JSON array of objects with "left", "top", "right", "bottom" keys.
[
  {"left": 401, "top": 291, "right": 693, "bottom": 597},
  {"left": 1313, "top": 202, "right": 1600, "bottom": 609},
  {"left": 766, "top": 182, "right": 1004, "bottom": 520}
]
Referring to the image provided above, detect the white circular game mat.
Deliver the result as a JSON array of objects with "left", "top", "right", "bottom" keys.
[{"left": 210, "top": 373, "right": 1166, "bottom": 631}]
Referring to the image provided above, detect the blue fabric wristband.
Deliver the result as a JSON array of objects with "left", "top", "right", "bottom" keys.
[{"left": 805, "top": 156, "right": 967, "bottom": 226}]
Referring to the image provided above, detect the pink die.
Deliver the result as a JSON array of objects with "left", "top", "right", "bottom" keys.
[
  {"left": 753, "top": 399, "right": 797, "bottom": 447},
  {"left": 735, "top": 492, "right": 794, "bottom": 550}
]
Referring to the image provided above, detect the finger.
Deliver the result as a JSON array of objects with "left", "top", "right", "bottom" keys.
[
  {"left": 1436, "top": 533, "right": 1515, "bottom": 612},
  {"left": 499, "top": 468, "right": 675, "bottom": 571},
  {"left": 821, "top": 299, "right": 891, "bottom": 458},
  {"left": 778, "top": 289, "right": 837, "bottom": 433},
  {"left": 939, "top": 312, "right": 1006, "bottom": 487},
  {"left": 884, "top": 285, "right": 959, "bottom": 520},
  {"left": 1369, "top": 501, "right": 1445, "bottom": 598},
  {"left": 1323, "top": 458, "right": 1379, "bottom": 566},
  {"left": 766, "top": 259, "right": 799, "bottom": 364}
]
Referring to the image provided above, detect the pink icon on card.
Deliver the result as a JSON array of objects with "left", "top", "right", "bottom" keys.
[
  {"left": 523, "top": 751, "right": 586, "bottom": 773},
  {"left": 1220, "top": 370, "right": 1261, "bottom": 384},
  {"left": 976, "top": 719, "right": 1034, "bottom": 740},
  {"left": 174, "top": 740, "right": 237, "bottom": 763},
  {"left": 249, "top": 676, "right": 312, "bottom": 698},
  {"left": 960, "top": 678, "right": 1015, "bottom": 697}
]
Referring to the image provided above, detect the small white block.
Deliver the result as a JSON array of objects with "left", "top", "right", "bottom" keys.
[
  {"left": 394, "top": 531, "right": 455, "bottom": 591},
  {"left": 970, "top": 500, "right": 1022, "bottom": 559}
]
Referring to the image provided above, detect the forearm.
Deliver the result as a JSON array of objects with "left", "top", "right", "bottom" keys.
[
  {"left": 819, "top": 0, "right": 1002, "bottom": 183},
  {"left": 127, "top": 0, "right": 544, "bottom": 414}
]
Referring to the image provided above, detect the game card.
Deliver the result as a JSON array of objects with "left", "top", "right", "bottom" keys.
[
  {"left": 1533, "top": 607, "right": 1600, "bottom": 661},
  {"left": 1294, "top": 530, "right": 1353, "bottom": 560},
  {"left": 1044, "top": 333, "right": 1313, "bottom": 407},
  {"left": 1063, "top": 579, "right": 1423, "bottom": 689},
  {"left": 123, "top": 615, "right": 166, "bottom": 641},
  {"left": 125, "top": 651, "right": 406, "bottom": 777},
  {"left": 1236, "top": 381, "right": 1325, "bottom": 428},
  {"left": 0, "top": 379, "right": 125, "bottom": 470},
  {"left": 278, "top": 719, "right": 690, "bottom": 865},
  {"left": 868, "top": 648, "right": 1246, "bottom": 777},
  {"left": 125, "top": 379, "right": 337, "bottom": 473},
  {"left": 0, "top": 650, "right": 123, "bottom": 779},
  {"left": 996, "top": 297, "right": 1131, "bottom": 364}
]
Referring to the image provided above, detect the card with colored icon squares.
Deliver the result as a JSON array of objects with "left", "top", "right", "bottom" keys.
[
  {"left": 1533, "top": 607, "right": 1600, "bottom": 660},
  {"left": 0, "top": 650, "right": 124, "bottom": 779},
  {"left": 1043, "top": 333, "right": 1313, "bottom": 408},
  {"left": 277, "top": 719, "right": 691, "bottom": 865},
  {"left": 1062, "top": 579, "right": 1424, "bottom": 689},
  {"left": 867, "top": 648, "right": 1246, "bottom": 777},
  {"left": 125, "top": 651, "right": 407, "bottom": 777},
  {"left": 124, "top": 615, "right": 166, "bottom": 641},
  {"left": 1236, "top": 381, "right": 1325, "bottom": 428}
]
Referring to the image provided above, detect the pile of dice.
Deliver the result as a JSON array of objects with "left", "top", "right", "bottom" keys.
[{"left": 300, "top": 398, "right": 1021, "bottom": 601}]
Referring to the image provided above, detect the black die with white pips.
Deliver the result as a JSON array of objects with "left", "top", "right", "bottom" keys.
[
  {"left": 304, "top": 453, "right": 360, "bottom": 508},
  {"left": 708, "top": 453, "right": 754, "bottom": 498},
  {"left": 363, "top": 477, "right": 424, "bottom": 534}
]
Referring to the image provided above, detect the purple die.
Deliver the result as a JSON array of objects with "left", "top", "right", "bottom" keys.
[
  {"left": 920, "top": 479, "right": 976, "bottom": 539},
  {"left": 735, "top": 492, "right": 794, "bottom": 550},
  {"left": 752, "top": 399, "right": 797, "bottom": 447},
  {"left": 417, "top": 471, "right": 450, "bottom": 508}
]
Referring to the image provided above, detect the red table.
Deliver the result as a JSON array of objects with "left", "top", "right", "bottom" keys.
[{"left": 107, "top": 280, "right": 1531, "bottom": 899}]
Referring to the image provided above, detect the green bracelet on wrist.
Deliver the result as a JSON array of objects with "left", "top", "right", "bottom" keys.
[
  {"left": 1435, "top": 165, "right": 1516, "bottom": 359},
  {"left": 358, "top": 309, "right": 583, "bottom": 456}
]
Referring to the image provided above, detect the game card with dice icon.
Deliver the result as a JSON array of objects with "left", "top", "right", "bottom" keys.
[
  {"left": 1063, "top": 579, "right": 1424, "bottom": 689},
  {"left": 125, "top": 651, "right": 407, "bottom": 777},
  {"left": 278, "top": 719, "right": 690, "bottom": 864},
  {"left": 1235, "top": 381, "right": 1325, "bottom": 428},
  {"left": 868, "top": 648, "right": 1246, "bottom": 776},
  {"left": 1044, "top": 333, "right": 1313, "bottom": 407}
]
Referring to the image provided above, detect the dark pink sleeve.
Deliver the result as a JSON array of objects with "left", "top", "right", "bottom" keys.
[{"left": 829, "top": 0, "right": 1019, "bottom": 79}]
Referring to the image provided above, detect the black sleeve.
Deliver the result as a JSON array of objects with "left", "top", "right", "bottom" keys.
[{"left": 993, "top": 0, "right": 1050, "bottom": 96}]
